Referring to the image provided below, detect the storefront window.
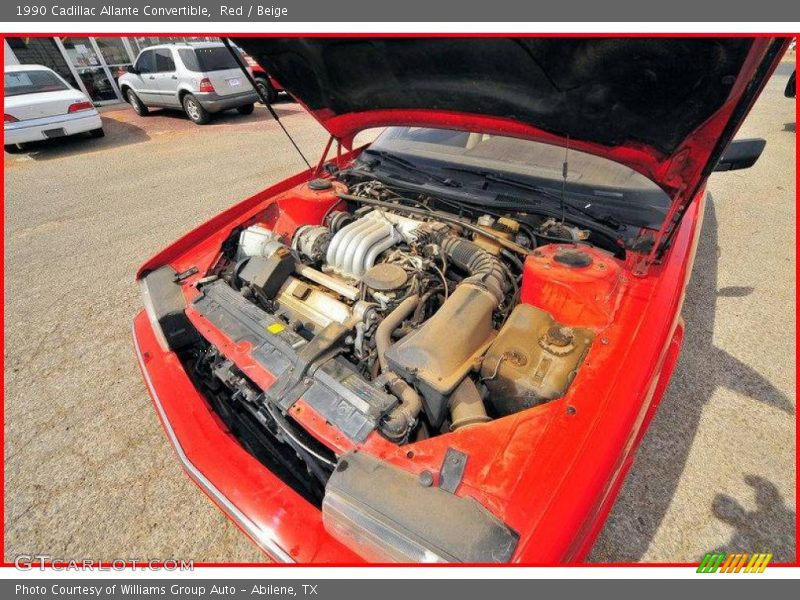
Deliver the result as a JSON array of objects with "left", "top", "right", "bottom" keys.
[
  {"left": 60, "top": 36, "right": 101, "bottom": 68},
  {"left": 60, "top": 37, "right": 118, "bottom": 102},
  {"left": 95, "top": 38, "right": 132, "bottom": 65},
  {"left": 6, "top": 37, "right": 79, "bottom": 89},
  {"left": 94, "top": 38, "right": 134, "bottom": 88}
]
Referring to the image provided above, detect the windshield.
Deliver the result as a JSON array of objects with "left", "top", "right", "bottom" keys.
[
  {"left": 181, "top": 46, "right": 239, "bottom": 72},
  {"left": 4, "top": 70, "right": 69, "bottom": 97},
  {"left": 365, "top": 127, "right": 671, "bottom": 226}
]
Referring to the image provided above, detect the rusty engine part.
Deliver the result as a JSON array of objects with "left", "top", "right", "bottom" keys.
[
  {"left": 375, "top": 295, "right": 424, "bottom": 441},
  {"left": 449, "top": 377, "right": 491, "bottom": 430},
  {"left": 362, "top": 263, "right": 409, "bottom": 292}
]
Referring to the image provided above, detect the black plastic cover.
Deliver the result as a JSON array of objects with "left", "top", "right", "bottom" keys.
[
  {"left": 141, "top": 265, "right": 199, "bottom": 350},
  {"left": 239, "top": 250, "right": 294, "bottom": 300},
  {"left": 193, "top": 281, "right": 397, "bottom": 442}
]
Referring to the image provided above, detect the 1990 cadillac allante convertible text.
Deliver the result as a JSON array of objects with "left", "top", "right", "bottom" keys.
[{"left": 133, "top": 37, "right": 788, "bottom": 563}]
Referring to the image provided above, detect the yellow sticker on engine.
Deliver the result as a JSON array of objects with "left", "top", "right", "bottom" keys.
[{"left": 266, "top": 323, "right": 285, "bottom": 335}]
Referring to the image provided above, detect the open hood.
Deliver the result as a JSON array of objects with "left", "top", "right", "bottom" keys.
[{"left": 234, "top": 37, "right": 787, "bottom": 250}]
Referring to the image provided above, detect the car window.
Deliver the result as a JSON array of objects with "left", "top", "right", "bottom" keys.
[
  {"left": 177, "top": 48, "right": 200, "bottom": 72},
  {"left": 154, "top": 49, "right": 175, "bottom": 73},
  {"left": 366, "top": 127, "right": 672, "bottom": 227},
  {"left": 371, "top": 127, "right": 668, "bottom": 197},
  {"left": 183, "top": 47, "right": 239, "bottom": 72},
  {"left": 4, "top": 70, "right": 69, "bottom": 97},
  {"left": 135, "top": 50, "right": 155, "bottom": 74}
]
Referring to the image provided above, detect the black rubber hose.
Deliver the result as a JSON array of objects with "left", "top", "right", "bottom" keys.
[{"left": 439, "top": 236, "right": 508, "bottom": 304}]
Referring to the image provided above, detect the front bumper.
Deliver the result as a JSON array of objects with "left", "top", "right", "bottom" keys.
[
  {"left": 194, "top": 89, "right": 259, "bottom": 113},
  {"left": 4, "top": 110, "right": 102, "bottom": 145},
  {"left": 132, "top": 310, "right": 362, "bottom": 563}
]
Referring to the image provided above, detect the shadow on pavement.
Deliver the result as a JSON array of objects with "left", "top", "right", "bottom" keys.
[
  {"left": 589, "top": 194, "right": 793, "bottom": 562},
  {"left": 784, "top": 122, "right": 796, "bottom": 133},
  {"left": 717, "top": 286, "right": 754, "bottom": 298},
  {"left": 712, "top": 475, "right": 796, "bottom": 557},
  {"left": 4, "top": 99, "right": 304, "bottom": 162},
  {"left": 6, "top": 115, "right": 150, "bottom": 162},
  {"left": 142, "top": 100, "right": 301, "bottom": 128}
]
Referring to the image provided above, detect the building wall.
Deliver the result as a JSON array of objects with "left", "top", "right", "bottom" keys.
[{"left": 5, "top": 36, "right": 219, "bottom": 104}]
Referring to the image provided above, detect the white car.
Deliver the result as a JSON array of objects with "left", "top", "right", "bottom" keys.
[{"left": 4, "top": 64, "right": 104, "bottom": 153}]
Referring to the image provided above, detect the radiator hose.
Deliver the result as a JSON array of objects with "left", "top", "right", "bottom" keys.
[{"left": 375, "top": 295, "right": 423, "bottom": 441}]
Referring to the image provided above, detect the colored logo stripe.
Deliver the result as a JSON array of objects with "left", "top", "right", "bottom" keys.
[{"left": 697, "top": 552, "right": 772, "bottom": 573}]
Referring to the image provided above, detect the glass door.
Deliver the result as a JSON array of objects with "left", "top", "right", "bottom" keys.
[
  {"left": 58, "top": 37, "right": 121, "bottom": 104},
  {"left": 94, "top": 37, "right": 136, "bottom": 91}
]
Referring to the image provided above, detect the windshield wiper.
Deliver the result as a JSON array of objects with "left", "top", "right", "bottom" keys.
[
  {"left": 441, "top": 166, "right": 618, "bottom": 227},
  {"left": 361, "top": 149, "right": 461, "bottom": 188}
]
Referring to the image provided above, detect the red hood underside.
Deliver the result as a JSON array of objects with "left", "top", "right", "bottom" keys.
[{"left": 234, "top": 36, "right": 788, "bottom": 200}]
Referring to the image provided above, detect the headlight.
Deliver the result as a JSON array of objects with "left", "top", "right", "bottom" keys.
[
  {"left": 323, "top": 488, "right": 450, "bottom": 563},
  {"left": 322, "top": 452, "right": 519, "bottom": 563}
]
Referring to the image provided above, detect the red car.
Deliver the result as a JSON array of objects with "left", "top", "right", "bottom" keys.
[
  {"left": 133, "top": 37, "right": 787, "bottom": 563},
  {"left": 237, "top": 46, "right": 284, "bottom": 104}
]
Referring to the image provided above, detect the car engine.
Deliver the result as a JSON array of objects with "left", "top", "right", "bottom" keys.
[{"left": 193, "top": 178, "right": 598, "bottom": 449}]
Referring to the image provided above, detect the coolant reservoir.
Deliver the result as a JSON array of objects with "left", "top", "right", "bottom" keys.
[{"left": 481, "top": 304, "right": 593, "bottom": 417}]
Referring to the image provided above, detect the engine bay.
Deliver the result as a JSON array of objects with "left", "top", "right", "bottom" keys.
[{"left": 187, "top": 173, "right": 626, "bottom": 456}]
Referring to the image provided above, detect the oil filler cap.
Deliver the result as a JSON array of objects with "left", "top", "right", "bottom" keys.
[{"left": 554, "top": 249, "right": 593, "bottom": 268}]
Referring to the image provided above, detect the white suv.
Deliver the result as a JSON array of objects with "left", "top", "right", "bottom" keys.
[{"left": 119, "top": 42, "right": 259, "bottom": 124}]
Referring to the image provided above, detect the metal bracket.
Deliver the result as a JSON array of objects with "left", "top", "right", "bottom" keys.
[
  {"left": 439, "top": 448, "right": 468, "bottom": 494},
  {"left": 173, "top": 266, "right": 199, "bottom": 283}
]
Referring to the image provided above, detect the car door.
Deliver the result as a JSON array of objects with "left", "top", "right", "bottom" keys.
[
  {"left": 151, "top": 48, "right": 181, "bottom": 107},
  {"left": 132, "top": 49, "right": 159, "bottom": 104}
]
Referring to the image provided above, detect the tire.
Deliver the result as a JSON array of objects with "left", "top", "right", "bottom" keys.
[
  {"left": 237, "top": 103, "right": 255, "bottom": 115},
  {"left": 254, "top": 77, "right": 277, "bottom": 105},
  {"left": 89, "top": 127, "right": 105, "bottom": 139},
  {"left": 182, "top": 93, "right": 211, "bottom": 124},
  {"left": 126, "top": 89, "right": 149, "bottom": 116},
  {"left": 4, "top": 144, "right": 24, "bottom": 154}
]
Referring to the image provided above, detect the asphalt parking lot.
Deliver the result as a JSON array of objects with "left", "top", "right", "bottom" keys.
[{"left": 4, "top": 63, "right": 796, "bottom": 564}]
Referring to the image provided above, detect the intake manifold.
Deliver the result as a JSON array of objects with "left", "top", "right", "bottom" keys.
[{"left": 324, "top": 210, "right": 422, "bottom": 279}]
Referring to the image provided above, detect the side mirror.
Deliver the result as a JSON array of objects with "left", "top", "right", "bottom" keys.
[
  {"left": 127, "top": 66, "right": 139, "bottom": 75},
  {"left": 714, "top": 138, "right": 766, "bottom": 172}
]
